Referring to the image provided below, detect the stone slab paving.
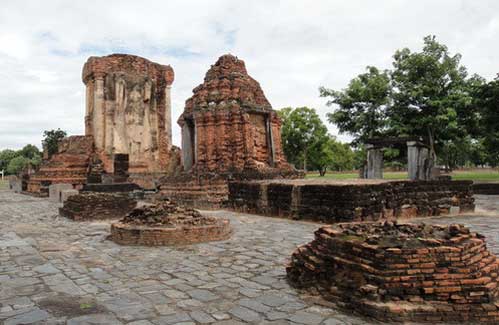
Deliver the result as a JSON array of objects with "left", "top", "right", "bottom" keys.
[{"left": 0, "top": 190, "right": 498, "bottom": 325}]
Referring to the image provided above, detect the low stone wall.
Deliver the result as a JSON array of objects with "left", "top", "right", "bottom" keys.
[
  {"left": 59, "top": 193, "right": 137, "bottom": 221},
  {"left": 228, "top": 179, "right": 475, "bottom": 222},
  {"left": 287, "top": 222, "right": 499, "bottom": 323},
  {"left": 473, "top": 182, "right": 499, "bottom": 195},
  {"left": 159, "top": 177, "right": 229, "bottom": 209},
  {"left": 110, "top": 220, "right": 232, "bottom": 246},
  {"left": 81, "top": 183, "right": 142, "bottom": 193}
]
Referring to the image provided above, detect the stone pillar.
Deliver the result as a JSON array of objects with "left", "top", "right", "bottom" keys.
[
  {"left": 93, "top": 76, "right": 105, "bottom": 151},
  {"left": 104, "top": 104, "right": 114, "bottom": 154},
  {"left": 407, "top": 141, "right": 432, "bottom": 180},
  {"left": 366, "top": 145, "right": 383, "bottom": 179},
  {"left": 266, "top": 114, "right": 275, "bottom": 166},
  {"left": 85, "top": 80, "right": 94, "bottom": 136},
  {"left": 164, "top": 85, "right": 172, "bottom": 147},
  {"left": 181, "top": 122, "right": 193, "bottom": 171}
]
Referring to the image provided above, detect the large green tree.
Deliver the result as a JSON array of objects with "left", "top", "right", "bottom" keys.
[
  {"left": 473, "top": 78, "right": 499, "bottom": 166},
  {"left": 307, "top": 135, "right": 355, "bottom": 176},
  {"left": 6, "top": 156, "right": 29, "bottom": 175},
  {"left": 0, "top": 149, "right": 19, "bottom": 171},
  {"left": 278, "top": 107, "right": 330, "bottom": 172},
  {"left": 319, "top": 66, "right": 391, "bottom": 145},
  {"left": 42, "top": 128, "right": 67, "bottom": 158},
  {"left": 389, "top": 35, "right": 473, "bottom": 160},
  {"left": 19, "top": 144, "right": 41, "bottom": 160}
]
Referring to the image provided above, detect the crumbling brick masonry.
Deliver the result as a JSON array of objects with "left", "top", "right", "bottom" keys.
[
  {"left": 287, "top": 222, "right": 499, "bottom": 323},
  {"left": 59, "top": 192, "right": 137, "bottom": 221},
  {"left": 228, "top": 179, "right": 475, "bottom": 221}
]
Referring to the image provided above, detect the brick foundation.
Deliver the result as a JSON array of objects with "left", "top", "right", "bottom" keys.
[
  {"left": 110, "top": 220, "right": 232, "bottom": 246},
  {"left": 59, "top": 193, "right": 137, "bottom": 221},
  {"left": 228, "top": 179, "right": 475, "bottom": 222},
  {"left": 287, "top": 222, "right": 499, "bottom": 323},
  {"left": 109, "top": 199, "right": 232, "bottom": 245},
  {"left": 27, "top": 136, "right": 94, "bottom": 195}
]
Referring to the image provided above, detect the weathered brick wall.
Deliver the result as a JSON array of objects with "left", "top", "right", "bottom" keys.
[
  {"left": 83, "top": 54, "right": 176, "bottom": 175},
  {"left": 228, "top": 180, "right": 475, "bottom": 221},
  {"left": 27, "top": 136, "right": 95, "bottom": 195},
  {"left": 59, "top": 193, "right": 137, "bottom": 221},
  {"left": 179, "top": 54, "right": 296, "bottom": 176},
  {"left": 473, "top": 182, "right": 499, "bottom": 195},
  {"left": 287, "top": 222, "right": 499, "bottom": 323},
  {"left": 159, "top": 55, "right": 302, "bottom": 209},
  {"left": 159, "top": 176, "right": 229, "bottom": 209}
]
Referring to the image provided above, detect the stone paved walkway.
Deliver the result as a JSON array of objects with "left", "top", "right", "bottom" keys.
[{"left": 1, "top": 189, "right": 499, "bottom": 325}]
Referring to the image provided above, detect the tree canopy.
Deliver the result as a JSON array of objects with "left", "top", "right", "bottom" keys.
[
  {"left": 389, "top": 35, "right": 473, "bottom": 160},
  {"left": 42, "top": 128, "right": 67, "bottom": 158},
  {"left": 0, "top": 144, "right": 42, "bottom": 175},
  {"left": 320, "top": 66, "right": 391, "bottom": 145},
  {"left": 279, "top": 107, "right": 354, "bottom": 175},
  {"left": 473, "top": 78, "right": 499, "bottom": 166},
  {"left": 320, "top": 35, "right": 492, "bottom": 169}
]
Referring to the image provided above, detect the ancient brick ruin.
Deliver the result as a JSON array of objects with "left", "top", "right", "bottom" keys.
[
  {"left": 27, "top": 136, "right": 94, "bottom": 195},
  {"left": 178, "top": 54, "right": 290, "bottom": 173},
  {"left": 110, "top": 199, "right": 232, "bottom": 246},
  {"left": 59, "top": 192, "right": 137, "bottom": 221},
  {"left": 82, "top": 54, "right": 179, "bottom": 181},
  {"left": 228, "top": 179, "right": 475, "bottom": 221},
  {"left": 160, "top": 54, "right": 301, "bottom": 207},
  {"left": 287, "top": 222, "right": 499, "bottom": 323},
  {"left": 25, "top": 54, "right": 181, "bottom": 194}
]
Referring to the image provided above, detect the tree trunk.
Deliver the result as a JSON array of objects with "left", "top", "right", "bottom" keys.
[{"left": 319, "top": 167, "right": 327, "bottom": 177}]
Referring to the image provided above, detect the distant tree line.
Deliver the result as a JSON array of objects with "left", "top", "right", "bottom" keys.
[
  {"left": 278, "top": 107, "right": 361, "bottom": 175},
  {"left": 0, "top": 128, "right": 66, "bottom": 175},
  {"left": 0, "top": 145, "right": 42, "bottom": 175},
  {"left": 319, "top": 35, "right": 499, "bottom": 170}
]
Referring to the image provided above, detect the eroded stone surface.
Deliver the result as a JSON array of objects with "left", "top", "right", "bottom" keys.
[
  {"left": 1, "top": 190, "right": 499, "bottom": 324},
  {"left": 83, "top": 54, "right": 176, "bottom": 175}
]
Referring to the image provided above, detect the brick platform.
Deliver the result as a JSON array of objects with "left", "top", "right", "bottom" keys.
[
  {"left": 59, "top": 193, "right": 137, "bottom": 221},
  {"left": 110, "top": 220, "right": 232, "bottom": 246},
  {"left": 228, "top": 179, "right": 475, "bottom": 222},
  {"left": 286, "top": 222, "right": 499, "bottom": 323},
  {"left": 109, "top": 200, "right": 232, "bottom": 246}
]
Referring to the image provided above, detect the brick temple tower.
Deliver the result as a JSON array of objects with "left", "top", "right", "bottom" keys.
[
  {"left": 178, "top": 54, "right": 290, "bottom": 175},
  {"left": 160, "top": 54, "right": 300, "bottom": 207}
]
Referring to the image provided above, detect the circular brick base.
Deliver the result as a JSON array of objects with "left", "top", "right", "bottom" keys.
[{"left": 110, "top": 219, "right": 232, "bottom": 246}]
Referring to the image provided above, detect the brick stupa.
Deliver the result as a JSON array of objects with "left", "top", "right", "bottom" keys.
[
  {"left": 160, "top": 54, "right": 301, "bottom": 207},
  {"left": 287, "top": 222, "right": 499, "bottom": 323}
]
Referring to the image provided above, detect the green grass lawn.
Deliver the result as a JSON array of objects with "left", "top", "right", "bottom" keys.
[
  {"left": 0, "top": 179, "right": 8, "bottom": 189},
  {"left": 306, "top": 170, "right": 499, "bottom": 182}
]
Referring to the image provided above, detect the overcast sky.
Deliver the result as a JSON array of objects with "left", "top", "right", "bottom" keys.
[{"left": 1, "top": 0, "right": 498, "bottom": 150}]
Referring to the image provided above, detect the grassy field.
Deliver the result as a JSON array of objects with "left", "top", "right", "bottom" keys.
[
  {"left": 306, "top": 170, "right": 499, "bottom": 182},
  {"left": 0, "top": 180, "right": 8, "bottom": 189}
]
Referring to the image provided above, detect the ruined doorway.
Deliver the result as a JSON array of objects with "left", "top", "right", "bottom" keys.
[
  {"left": 249, "top": 113, "right": 274, "bottom": 165},
  {"left": 113, "top": 153, "right": 129, "bottom": 181}
]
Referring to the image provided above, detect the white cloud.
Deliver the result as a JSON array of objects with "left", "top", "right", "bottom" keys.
[{"left": 1, "top": 0, "right": 498, "bottom": 149}]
